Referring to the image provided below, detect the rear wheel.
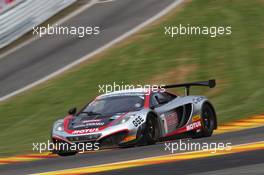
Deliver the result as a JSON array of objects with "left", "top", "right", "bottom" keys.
[{"left": 192, "top": 103, "right": 216, "bottom": 138}]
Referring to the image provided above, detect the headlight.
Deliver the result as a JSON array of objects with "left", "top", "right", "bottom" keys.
[
  {"left": 54, "top": 122, "right": 64, "bottom": 132},
  {"left": 113, "top": 114, "right": 136, "bottom": 126}
]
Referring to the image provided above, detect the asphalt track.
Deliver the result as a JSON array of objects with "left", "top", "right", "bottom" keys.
[
  {"left": 0, "top": 0, "right": 180, "bottom": 100},
  {"left": 0, "top": 126, "right": 263, "bottom": 175},
  {"left": 94, "top": 150, "right": 264, "bottom": 175}
]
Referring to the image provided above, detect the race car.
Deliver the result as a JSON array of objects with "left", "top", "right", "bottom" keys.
[{"left": 51, "top": 79, "right": 217, "bottom": 156}]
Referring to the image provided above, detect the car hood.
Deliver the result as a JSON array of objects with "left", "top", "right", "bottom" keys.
[{"left": 67, "top": 113, "right": 124, "bottom": 130}]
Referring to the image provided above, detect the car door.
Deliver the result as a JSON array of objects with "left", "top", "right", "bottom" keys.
[{"left": 150, "top": 92, "right": 179, "bottom": 134}]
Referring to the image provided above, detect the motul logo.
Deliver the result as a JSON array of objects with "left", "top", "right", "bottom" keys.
[
  {"left": 72, "top": 128, "right": 99, "bottom": 134},
  {"left": 186, "top": 121, "right": 201, "bottom": 131}
]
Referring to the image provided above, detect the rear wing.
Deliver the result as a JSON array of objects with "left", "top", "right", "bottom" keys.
[{"left": 161, "top": 79, "right": 216, "bottom": 96}]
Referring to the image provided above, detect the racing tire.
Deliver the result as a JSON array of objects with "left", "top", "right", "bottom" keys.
[
  {"left": 140, "top": 116, "right": 157, "bottom": 145},
  {"left": 56, "top": 151, "right": 77, "bottom": 157},
  {"left": 192, "top": 103, "right": 216, "bottom": 138},
  {"left": 51, "top": 139, "right": 78, "bottom": 156}
]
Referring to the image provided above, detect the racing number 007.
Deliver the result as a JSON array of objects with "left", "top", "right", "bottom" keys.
[{"left": 133, "top": 116, "right": 144, "bottom": 127}]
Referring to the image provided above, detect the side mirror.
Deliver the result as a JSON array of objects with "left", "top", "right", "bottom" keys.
[
  {"left": 150, "top": 105, "right": 155, "bottom": 110},
  {"left": 68, "top": 107, "right": 77, "bottom": 115}
]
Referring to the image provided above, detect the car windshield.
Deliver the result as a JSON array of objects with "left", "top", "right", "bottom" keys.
[{"left": 82, "top": 95, "right": 144, "bottom": 116}]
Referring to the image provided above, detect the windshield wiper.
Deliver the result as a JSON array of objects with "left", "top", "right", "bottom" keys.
[{"left": 81, "top": 111, "right": 102, "bottom": 116}]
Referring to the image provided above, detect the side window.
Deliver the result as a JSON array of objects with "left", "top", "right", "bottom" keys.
[
  {"left": 163, "top": 92, "right": 176, "bottom": 101},
  {"left": 150, "top": 93, "right": 159, "bottom": 108},
  {"left": 150, "top": 92, "right": 176, "bottom": 107}
]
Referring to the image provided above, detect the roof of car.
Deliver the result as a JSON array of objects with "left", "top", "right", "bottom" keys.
[{"left": 98, "top": 88, "right": 148, "bottom": 98}]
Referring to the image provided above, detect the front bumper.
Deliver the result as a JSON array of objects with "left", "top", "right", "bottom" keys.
[{"left": 52, "top": 124, "right": 138, "bottom": 149}]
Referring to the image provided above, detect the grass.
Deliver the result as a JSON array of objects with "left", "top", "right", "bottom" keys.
[{"left": 0, "top": 0, "right": 264, "bottom": 156}]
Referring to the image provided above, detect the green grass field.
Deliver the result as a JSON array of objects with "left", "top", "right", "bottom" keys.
[{"left": 0, "top": 0, "right": 264, "bottom": 156}]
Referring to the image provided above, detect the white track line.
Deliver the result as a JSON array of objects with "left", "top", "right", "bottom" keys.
[
  {"left": 0, "top": 0, "right": 184, "bottom": 102},
  {"left": 0, "top": 0, "right": 98, "bottom": 60}
]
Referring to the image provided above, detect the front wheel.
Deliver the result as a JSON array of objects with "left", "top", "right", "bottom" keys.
[
  {"left": 55, "top": 151, "right": 77, "bottom": 156},
  {"left": 52, "top": 139, "right": 78, "bottom": 156},
  {"left": 140, "top": 117, "right": 157, "bottom": 145}
]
